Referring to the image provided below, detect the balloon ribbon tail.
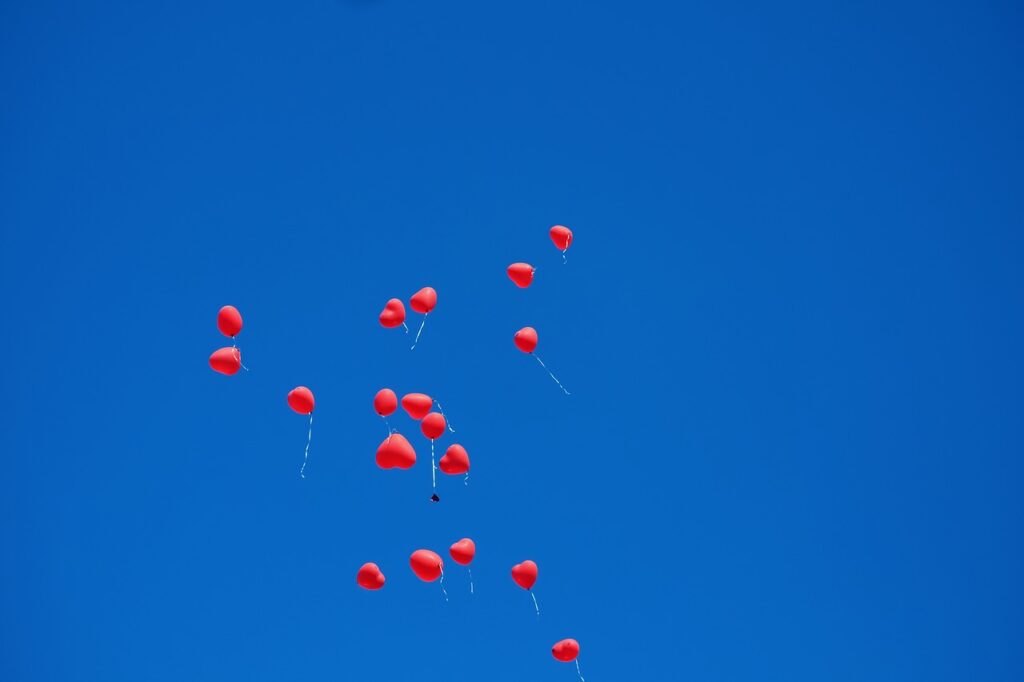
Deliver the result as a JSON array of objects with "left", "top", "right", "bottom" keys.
[
  {"left": 531, "top": 590, "right": 540, "bottom": 616},
  {"left": 534, "top": 354, "right": 570, "bottom": 395},
  {"left": 300, "top": 413, "right": 313, "bottom": 478},
  {"left": 410, "top": 315, "right": 427, "bottom": 350},
  {"left": 576, "top": 659, "right": 585, "bottom": 682}
]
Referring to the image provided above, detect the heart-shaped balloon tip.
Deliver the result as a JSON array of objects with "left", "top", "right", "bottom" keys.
[
  {"left": 410, "top": 286, "right": 437, "bottom": 314},
  {"left": 209, "top": 347, "right": 242, "bottom": 375},
  {"left": 401, "top": 392, "right": 434, "bottom": 420},
  {"left": 552, "top": 638, "right": 580, "bottom": 662},
  {"left": 439, "top": 444, "right": 470, "bottom": 475},
  {"left": 514, "top": 327, "right": 538, "bottom": 354},
  {"left": 217, "top": 305, "right": 243, "bottom": 337},
  {"left": 379, "top": 298, "right": 407, "bottom": 328},
  {"left": 376, "top": 433, "right": 417, "bottom": 469},
  {"left": 507, "top": 263, "right": 535, "bottom": 288},
  {"left": 356, "top": 563, "right": 386, "bottom": 590},
  {"left": 511, "top": 560, "right": 538, "bottom": 590},
  {"left": 287, "top": 386, "right": 315, "bottom": 414}
]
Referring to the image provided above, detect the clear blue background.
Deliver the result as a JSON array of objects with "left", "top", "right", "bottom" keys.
[{"left": 1, "top": 1, "right": 1022, "bottom": 680}]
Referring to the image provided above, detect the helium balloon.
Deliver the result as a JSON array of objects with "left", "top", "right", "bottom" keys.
[
  {"left": 511, "top": 560, "right": 538, "bottom": 590},
  {"left": 514, "top": 327, "right": 570, "bottom": 395},
  {"left": 401, "top": 393, "right": 433, "bottom": 420},
  {"left": 552, "top": 639, "right": 580, "bottom": 662},
  {"left": 439, "top": 444, "right": 470, "bottom": 475},
  {"left": 409, "top": 287, "right": 437, "bottom": 350},
  {"left": 514, "top": 327, "right": 538, "bottom": 353},
  {"left": 217, "top": 305, "right": 243, "bottom": 337},
  {"left": 550, "top": 225, "right": 573, "bottom": 262},
  {"left": 410, "top": 287, "right": 437, "bottom": 314},
  {"left": 209, "top": 347, "right": 241, "bottom": 375},
  {"left": 449, "top": 538, "right": 475, "bottom": 565},
  {"left": 379, "top": 298, "right": 407, "bottom": 330},
  {"left": 374, "top": 389, "right": 398, "bottom": 416},
  {"left": 375, "top": 433, "right": 417, "bottom": 469},
  {"left": 356, "top": 563, "right": 386, "bottom": 590},
  {"left": 287, "top": 387, "right": 315, "bottom": 414},
  {"left": 507, "top": 263, "right": 535, "bottom": 288},
  {"left": 421, "top": 412, "right": 446, "bottom": 440},
  {"left": 409, "top": 549, "right": 443, "bottom": 582},
  {"left": 421, "top": 412, "right": 446, "bottom": 501},
  {"left": 450, "top": 538, "right": 476, "bottom": 593},
  {"left": 287, "top": 386, "right": 315, "bottom": 478},
  {"left": 512, "top": 560, "right": 541, "bottom": 615}
]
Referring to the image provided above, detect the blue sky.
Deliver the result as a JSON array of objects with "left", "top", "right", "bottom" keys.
[{"left": 1, "top": 1, "right": 1022, "bottom": 680}]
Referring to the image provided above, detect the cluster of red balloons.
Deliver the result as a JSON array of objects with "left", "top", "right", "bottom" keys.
[
  {"left": 208, "top": 305, "right": 245, "bottom": 375},
  {"left": 373, "top": 388, "right": 469, "bottom": 501},
  {"left": 506, "top": 226, "right": 575, "bottom": 395},
  {"left": 379, "top": 286, "right": 438, "bottom": 350}
]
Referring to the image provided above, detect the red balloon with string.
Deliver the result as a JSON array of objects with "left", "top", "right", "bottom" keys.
[
  {"left": 209, "top": 347, "right": 242, "bottom": 375},
  {"left": 409, "top": 549, "right": 445, "bottom": 600},
  {"left": 512, "top": 560, "right": 541, "bottom": 616},
  {"left": 379, "top": 298, "right": 407, "bottom": 331},
  {"left": 374, "top": 388, "right": 398, "bottom": 437},
  {"left": 552, "top": 639, "right": 585, "bottom": 680},
  {"left": 401, "top": 393, "right": 433, "bottom": 420},
  {"left": 409, "top": 287, "right": 437, "bottom": 350},
  {"left": 514, "top": 327, "right": 569, "bottom": 395},
  {"left": 356, "top": 563, "right": 386, "bottom": 590},
  {"left": 507, "top": 263, "right": 535, "bottom": 288},
  {"left": 287, "top": 386, "right": 316, "bottom": 478},
  {"left": 449, "top": 538, "right": 476, "bottom": 594},
  {"left": 549, "top": 225, "right": 573, "bottom": 262},
  {"left": 421, "top": 412, "right": 446, "bottom": 502}
]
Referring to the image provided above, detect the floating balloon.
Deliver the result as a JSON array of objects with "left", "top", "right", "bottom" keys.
[
  {"left": 375, "top": 433, "right": 416, "bottom": 469},
  {"left": 421, "top": 412, "right": 446, "bottom": 502},
  {"left": 552, "top": 639, "right": 580, "bottom": 662},
  {"left": 507, "top": 263, "right": 536, "bottom": 288},
  {"left": 356, "top": 563, "right": 386, "bottom": 590},
  {"left": 379, "top": 298, "right": 408, "bottom": 331},
  {"left": 401, "top": 393, "right": 433, "bottom": 420},
  {"left": 421, "top": 412, "right": 446, "bottom": 440},
  {"left": 514, "top": 327, "right": 569, "bottom": 395},
  {"left": 439, "top": 444, "right": 470, "bottom": 477},
  {"left": 287, "top": 386, "right": 315, "bottom": 478},
  {"left": 552, "top": 639, "right": 585, "bottom": 681},
  {"left": 217, "top": 305, "right": 243, "bottom": 337},
  {"left": 512, "top": 560, "right": 541, "bottom": 615},
  {"left": 449, "top": 538, "right": 476, "bottom": 594},
  {"left": 409, "top": 549, "right": 447, "bottom": 599},
  {"left": 449, "top": 538, "right": 475, "bottom": 565},
  {"left": 209, "top": 347, "right": 241, "bottom": 375},
  {"left": 409, "top": 286, "right": 437, "bottom": 350},
  {"left": 374, "top": 388, "right": 398, "bottom": 436},
  {"left": 550, "top": 225, "right": 573, "bottom": 263}
]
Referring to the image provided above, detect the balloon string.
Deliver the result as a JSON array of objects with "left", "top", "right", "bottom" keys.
[
  {"left": 464, "top": 472, "right": 469, "bottom": 486},
  {"left": 300, "top": 413, "right": 313, "bottom": 479},
  {"left": 402, "top": 321, "right": 409, "bottom": 334},
  {"left": 383, "top": 416, "right": 392, "bottom": 438},
  {"left": 439, "top": 571, "right": 449, "bottom": 602},
  {"left": 575, "top": 659, "right": 585, "bottom": 682},
  {"left": 468, "top": 567, "right": 474, "bottom": 594},
  {"left": 534, "top": 355, "right": 570, "bottom": 395},
  {"left": 410, "top": 314, "right": 427, "bottom": 350},
  {"left": 562, "top": 249, "right": 568, "bottom": 264},
  {"left": 530, "top": 590, "right": 540, "bottom": 616},
  {"left": 435, "top": 400, "right": 455, "bottom": 433},
  {"left": 430, "top": 439, "right": 437, "bottom": 491},
  {"left": 231, "top": 343, "right": 250, "bottom": 371}
]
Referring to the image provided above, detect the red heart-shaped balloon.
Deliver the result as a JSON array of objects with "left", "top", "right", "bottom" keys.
[
  {"left": 514, "top": 327, "right": 538, "bottom": 354},
  {"left": 356, "top": 562, "right": 386, "bottom": 590},
  {"left": 551, "top": 638, "right": 580, "bottom": 662},
  {"left": 449, "top": 538, "right": 475, "bottom": 565},
  {"left": 410, "top": 286, "right": 437, "bottom": 314},
  {"left": 410, "top": 549, "right": 443, "bottom": 582},
  {"left": 439, "top": 444, "right": 470, "bottom": 475},
  {"left": 549, "top": 225, "right": 573, "bottom": 251},
  {"left": 374, "top": 388, "right": 397, "bottom": 417},
  {"left": 209, "top": 347, "right": 242, "bottom": 375},
  {"left": 379, "top": 298, "right": 406, "bottom": 328},
  {"left": 507, "top": 263, "right": 535, "bottom": 288},
  {"left": 421, "top": 412, "right": 446, "bottom": 440},
  {"left": 511, "top": 560, "right": 538, "bottom": 590},
  {"left": 217, "top": 305, "right": 243, "bottom": 337},
  {"left": 287, "top": 386, "right": 315, "bottom": 414},
  {"left": 375, "top": 433, "right": 416, "bottom": 469},
  {"left": 401, "top": 393, "right": 433, "bottom": 420}
]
